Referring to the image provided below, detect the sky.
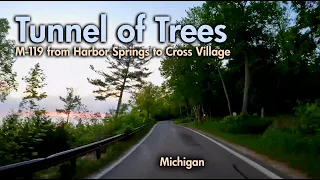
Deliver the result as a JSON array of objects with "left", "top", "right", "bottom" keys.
[{"left": 0, "top": 1, "right": 204, "bottom": 119}]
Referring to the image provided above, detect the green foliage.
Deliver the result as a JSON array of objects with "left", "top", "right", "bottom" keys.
[
  {"left": 160, "top": 1, "right": 320, "bottom": 118},
  {"left": 131, "top": 82, "right": 180, "bottom": 121},
  {"left": 63, "top": 111, "right": 148, "bottom": 148},
  {"left": 56, "top": 87, "right": 82, "bottom": 124},
  {"left": 0, "top": 59, "right": 151, "bottom": 168},
  {"left": 1, "top": 1, "right": 320, "bottom": 179},
  {"left": 220, "top": 115, "right": 272, "bottom": 134},
  {"left": 0, "top": 109, "right": 148, "bottom": 167},
  {"left": 175, "top": 117, "right": 194, "bottom": 124},
  {"left": 0, "top": 112, "right": 71, "bottom": 166},
  {"left": 19, "top": 63, "right": 48, "bottom": 119},
  {"left": 294, "top": 101, "right": 320, "bottom": 134},
  {"left": 0, "top": 18, "right": 18, "bottom": 102},
  {"left": 187, "top": 120, "right": 320, "bottom": 178},
  {"left": 261, "top": 128, "right": 320, "bottom": 155},
  {"left": 87, "top": 43, "right": 152, "bottom": 116},
  {"left": 171, "top": 3, "right": 320, "bottom": 177},
  {"left": 120, "top": 124, "right": 135, "bottom": 134}
]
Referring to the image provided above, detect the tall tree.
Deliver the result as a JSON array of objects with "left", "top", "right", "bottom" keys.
[
  {"left": 19, "top": 63, "right": 47, "bottom": 119},
  {"left": 88, "top": 43, "right": 152, "bottom": 117},
  {"left": 0, "top": 18, "right": 18, "bottom": 102},
  {"left": 132, "top": 83, "right": 159, "bottom": 119},
  {"left": 178, "top": 1, "right": 285, "bottom": 113},
  {"left": 56, "top": 87, "right": 82, "bottom": 124},
  {"left": 161, "top": 44, "right": 218, "bottom": 121}
]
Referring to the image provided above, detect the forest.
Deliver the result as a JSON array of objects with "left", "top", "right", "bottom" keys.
[{"left": 0, "top": 1, "right": 320, "bottom": 179}]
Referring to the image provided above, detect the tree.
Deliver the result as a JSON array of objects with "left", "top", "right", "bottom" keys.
[
  {"left": 161, "top": 44, "right": 216, "bottom": 122},
  {"left": 132, "top": 83, "right": 159, "bottom": 119},
  {"left": 178, "top": 1, "right": 285, "bottom": 113},
  {"left": 88, "top": 43, "right": 152, "bottom": 117},
  {"left": 215, "top": 62, "right": 232, "bottom": 115},
  {"left": 74, "top": 103, "right": 90, "bottom": 124},
  {"left": 0, "top": 18, "right": 18, "bottom": 102},
  {"left": 15, "top": 63, "right": 52, "bottom": 161},
  {"left": 19, "top": 63, "right": 47, "bottom": 120},
  {"left": 292, "top": 1, "right": 320, "bottom": 44},
  {"left": 56, "top": 87, "right": 82, "bottom": 125}
]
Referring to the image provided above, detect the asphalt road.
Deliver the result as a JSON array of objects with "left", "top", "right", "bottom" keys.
[{"left": 94, "top": 121, "right": 286, "bottom": 179}]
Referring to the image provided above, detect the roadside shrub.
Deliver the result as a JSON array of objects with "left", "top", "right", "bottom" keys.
[
  {"left": 261, "top": 128, "right": 320, "bottom": 155},
  {"left": 221, "top": 115, "right": 242, "bottom": 124},
  {"left": 118, "top": 124, "right": 135, "bottom": 134},
  {"left": 294, "top": 101, "right": 320, "bottom": 135},
  {"left": 0, "top": 112, "right": 72, "bottom": 166},
  {"left": 220, "top": 114, "right": 272, "bottom": 134},
  {"left": 175, "top": 117, "right": 194, "bottom": 124},
  {"left": 0, "top": 109, "right": 147, "bottom": 167}
]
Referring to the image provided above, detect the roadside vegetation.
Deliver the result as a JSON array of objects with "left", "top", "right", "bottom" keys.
[
  {"left": 0, "top": 0, "right": 320, "bottom": 179},
  {"left": 168, "top": 1, "right": 320, "bottom": 178},
  {"left": 0, "top": 25, "right": 176, "bottom": 178}
]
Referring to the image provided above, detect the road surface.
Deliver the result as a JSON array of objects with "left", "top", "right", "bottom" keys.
[{"left": 93, "top": 121, "right": 289, "bottom": 179}]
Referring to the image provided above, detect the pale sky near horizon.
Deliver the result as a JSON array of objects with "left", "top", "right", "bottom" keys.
[{"left": 0, "top": 1, "right": 205, "bottom": 118}]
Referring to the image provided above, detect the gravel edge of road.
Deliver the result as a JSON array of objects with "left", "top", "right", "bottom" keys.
[{"left": 176, "top": 123, "right": 310, "bottom": 179}]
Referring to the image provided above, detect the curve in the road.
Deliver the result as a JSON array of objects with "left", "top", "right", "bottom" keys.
[{"left": 93, "top": 121, "right": 285, "bottom": 179}]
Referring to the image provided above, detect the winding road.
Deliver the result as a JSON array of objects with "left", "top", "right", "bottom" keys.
[{"left": 92, "top": 121, "right": 292, "bottom": 179}]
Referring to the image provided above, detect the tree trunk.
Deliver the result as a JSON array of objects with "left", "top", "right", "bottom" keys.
[
  {"left": 185, "top": 97, "right": 189, "bottom": 117},
  {"left": 179, "top": 104, "right": 182, "bottom": 117},
  {"left": 66, "top": 112, "right": 70, "bottom": 124},
  {"left": 261, "top": 107, "right": 264, "bottom": 118},
  {"left": 116, "top": 89, "right": 124, "bottom": 117},
  {"left": 196, "top": 105, "right": 201, "bottom": 123},
  {"left": 242, "top": 53, "right": 250, "bottom": 113},
  {"left": 116, "top": 77, "right": 127, "bottom": 118},
  {"left": 216, "top": 66, "right": 232, "bottom": 115},
  {"left": 201, "top": 105, "right": 205, "bottom": 115}
]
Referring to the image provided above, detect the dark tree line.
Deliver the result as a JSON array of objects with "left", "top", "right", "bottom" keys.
[{"left": 160, "top": 1, "right": 320, "bottom": 119}]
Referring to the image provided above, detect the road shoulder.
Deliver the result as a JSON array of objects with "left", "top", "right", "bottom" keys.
[
  {"left": 176, "top": 124, "right": 309, "bottom": 179},
  {"left": 87, "top": 122, "right": 158, "bottom": 179}
]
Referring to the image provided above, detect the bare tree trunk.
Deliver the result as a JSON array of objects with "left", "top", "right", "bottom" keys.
[
  {"left": 179, "top": 104, "right": 182, "bottom": 117},
  {"left": 201, "top": 105, "right": 205, "bottom": 115},
  {"left": 193, "top": 105, "right": 201, "bottom": 123},
  {"left": 66, "top": 112, "right": 70, "bottom": 124},
  {"left": 116, "top": 76, "right": 128, "bottom": 117},
  {"left": 116, "top": 89, "right": 124, "bottom": 117},
  {"left": 196, "top": 105, "right": 201, "bottom": 123},
  {"left": 261, "top": 107, "right": 264, "bottom": 118},
  {"left": 216, "top": 66, "right": 232, "bottom": 115},
  {"left": 185, "top": 97, "right": 189, "bottom": 117},
  {"left": 242, "top": 53, "right": 250, "bottom": 113}
]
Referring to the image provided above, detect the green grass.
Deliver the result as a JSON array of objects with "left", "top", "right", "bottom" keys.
[
  {"left": 181, "top": 120, "right": 320, "bottom": 179},
  {"left": 34, "top": 122, "right": 156, "bottom": 179}
]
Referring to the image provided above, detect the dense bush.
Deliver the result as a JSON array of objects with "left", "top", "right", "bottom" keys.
[
  {"left": 261, "top": 127, "right": 320, "bottom": 155},
  {"left": 175, "top": 117, "right": 194, "bottom": 124},
  {"left": 294, "top": 101, "right": 320, "bottom": 135},
  {"left": 220, "top": 114, "right": 272, "bottom": 134},
  {"left": 0, "top": 110, "right": 149, "bottom": 167},
  {"left": 0, "top": 112, "right": 73, "bottom": 166}
]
